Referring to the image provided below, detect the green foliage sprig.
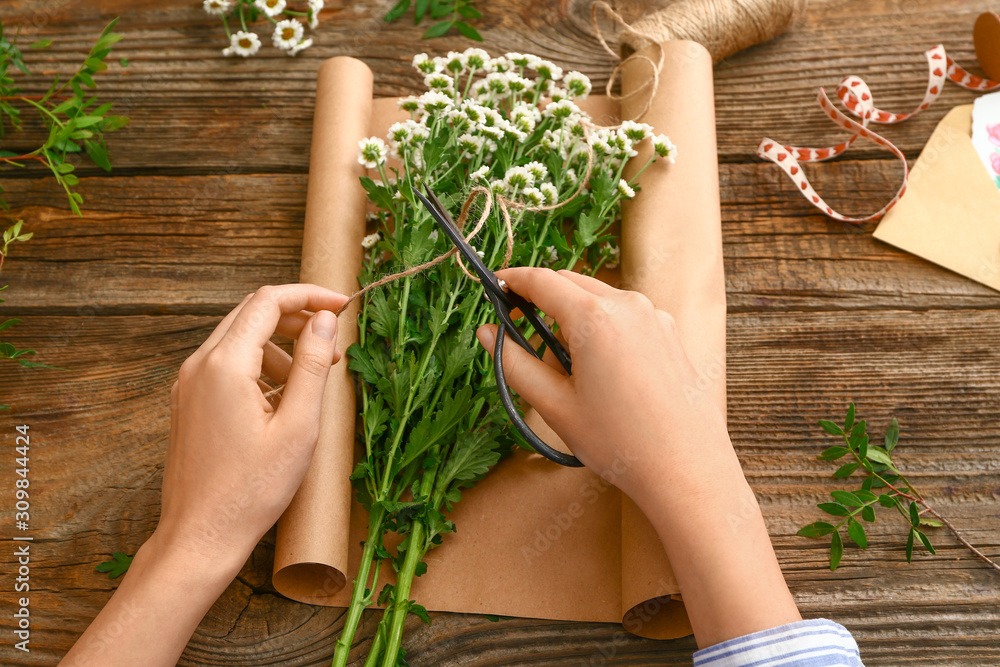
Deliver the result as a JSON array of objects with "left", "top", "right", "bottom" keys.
[
  {"left": 800, "top": 404, "right": 1000, "bottom": 574},
  {"left": 384, "top": 0, "right": 483, "bottom": 41},
  {"left": 0, "top": 19, "right": 127, "bottom": 403},
  {"left": 96, "top": 552, "right": 133, "bottom": 579}
]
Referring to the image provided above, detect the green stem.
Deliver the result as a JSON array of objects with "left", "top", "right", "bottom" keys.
[
  {"left": 380, "top": 474, "right": 434, "bottom": 667},
  {"left": 331, "top": 508, "right": 387, "bottom": 667}
]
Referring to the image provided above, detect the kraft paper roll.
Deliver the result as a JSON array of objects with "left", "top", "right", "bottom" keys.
[{"left": 273, "top": 44, "right": 726, "bottom": 641}]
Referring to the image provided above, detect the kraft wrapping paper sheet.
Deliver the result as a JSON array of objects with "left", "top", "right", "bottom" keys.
[{"left": 273, "top": 41, "right": 726, "bottom": 640}]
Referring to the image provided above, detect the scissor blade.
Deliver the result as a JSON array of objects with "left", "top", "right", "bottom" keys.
[{"left": 414, "top": 188, "right": 508, "bottom": 298}]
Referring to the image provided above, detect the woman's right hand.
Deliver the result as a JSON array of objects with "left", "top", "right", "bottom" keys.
[{"left": 475, "top": 267, "right": 729, "bottom": 501}]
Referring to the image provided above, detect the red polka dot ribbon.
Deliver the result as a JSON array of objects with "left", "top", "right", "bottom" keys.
[{"left": 757, "top": 45, "right": 1000, "bottom": 224}]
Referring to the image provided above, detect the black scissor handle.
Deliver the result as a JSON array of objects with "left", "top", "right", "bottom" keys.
[{"left": 490, "top": 294, "right": 583, "bottom": 468}]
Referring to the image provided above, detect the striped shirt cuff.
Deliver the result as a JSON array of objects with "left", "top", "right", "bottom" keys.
[{"left": 693, "top": 619, "right": 864, "bottom": 667}]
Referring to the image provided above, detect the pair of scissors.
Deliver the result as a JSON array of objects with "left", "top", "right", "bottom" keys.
[{"left": 414, "top": 186, "right": 583, "bottom": 467}]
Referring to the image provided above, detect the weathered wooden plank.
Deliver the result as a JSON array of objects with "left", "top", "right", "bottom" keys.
[
  {"left": 2, "top": 165, "right": 998, "bottom": 317},
  {"left": 0, "top": 308, "right": 997, "bottom": 664},
  {"left": 0, "top": 0, "right": 991, "bottom": 174}
]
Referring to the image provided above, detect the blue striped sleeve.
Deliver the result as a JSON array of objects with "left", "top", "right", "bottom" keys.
[{"left": 693, "top": 619, "right": 864, "bottom": 667}]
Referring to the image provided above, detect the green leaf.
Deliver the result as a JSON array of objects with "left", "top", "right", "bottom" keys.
[
  {"left": 847, "top": 518, "right": 867, "bottom": 548},
  {"left": 854, "top": 489, "right": 878, "bottom": 503},
  {"left": 878, "top": 494, "right": 896, "bottom": 508},
  {"left": 865, "top": 446, "right": 893, "bottom": 467},
  {"left": 818, "top": 446, "right": 849, "bottom": 461},
  {"left": 84, "top": 139, "right": 112, "bottom": 171},
  {"left": 414, "top": 0, "right": 429, "bottom": 22},
  {"left": 905, "top": 529, "right": 915, "bottom": 562},
  {"left": 101, "top": 115, "right": 129, "bottom": 132},
  {"left": 916, "top": 530, "right": 936, "bottom": 555},
  {"left": 818, "top": 419, "right": 843, "bottom": 436},
  {"left": 55, "top": 162, "right": 75, "bottom": 174},
  {"left": 844, "top": 403, "right": 856, "bottom": 431},
  {"left": 0, "top": 318, "right": 21, "bottom": 331},
  {"left": 422, "top": 20, "right": 454, "bottom": 38},
  {"left": 797, "top": 521, "right": 836, "bottom": 538},
  {"left": 884, "top": 417, "right": 899, "bottom": 452},
  {"left": 71, "top": 115, "right": 103, "bottom": 128},
  {"left": 919, "top": 517, "right": 944, "bottom": 528},
  {"left": 818, "top": 502, "right": 850, "bottom": 517},
  {"left": 385, "top": 0, "right": 411, "bottom": 21},
  {"left": 95, "top": 552, "right": 133, "bottom": 579},
  {"left": 829, "top": 530, "right": 843, "bottom": 570},
  {"left": 29, "top": 39, "right": 52, "bottom": 49},
  {"left": 861, "top": 505, "right": 876, "bottom": 522},
  {"left": 453, "top": 21, "right": 483, "bottom": 41},
  {"left": 409, "top": 602, "right": 431, "bottom": 624},
  {"left": 832, "top": 461, "right": 859, "bottom": 479},
  {"left": 458, "top": 4, "right": 483, "bottom": 19},
  {"left": 909, "top": 501, "right": 920, "bottom": 528},
  {"left": 119, "top": 57, "right": 129, "bottom": 67},
  {"left": 831, "top": 490, "right": 862, "bottom": 507},
  {"left": 848, "top": 420, "right": 866, "bottom": 449}
]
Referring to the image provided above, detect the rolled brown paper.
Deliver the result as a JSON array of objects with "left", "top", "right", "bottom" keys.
[
  {"left": 272, "top": 56, "right": 372, "bottom": 603},
  {"left": 974, "top": 12, "right": 1000, "bottom": 82},
  {"left": 275, "top": 46, "right": 724, "bottom": 641},
  {"left": 619, "top": 39, "right": 726, "bottom": 638}
]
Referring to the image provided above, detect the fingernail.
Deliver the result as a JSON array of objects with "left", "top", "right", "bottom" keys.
[
  {"left": 476, "top": 326, "right": 495, "bottom": 350},
  {"left": 313, "top": 310, "right": 337, "bottom": 341}
]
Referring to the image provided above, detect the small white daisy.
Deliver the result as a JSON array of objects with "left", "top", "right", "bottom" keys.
[
  {"left": 362, "top": 232, "right": 381, "bottom": 249},
  {"left": 470, "top": 165, "right": 490, "bottom": 182},
  {"left": 562, "top": 71, "right": 592, "bottom": 99},
  {"left": 533, "top": 60, "right": 563, "bottom": 81},
  {"left": 619, "top": 120, "right": 653, "bottom": 143},
  {"left": 272, "top": 19, "right": 304, "bottom": 51},
  {"left": 489, "top": 56, "right": 513, "bottom": 73},
  {"left": 412, "top": 53, "right": 439, "bottom": 74},
  {"left": 604, "top": 243, "right": 621, "bottom": 269},
  {"left": 545, "top": 246, "right": 559, "bottom": 262},
  {"left": 429, "top": 229, "right": 440, "bottom": 241},
  {"left": 457, "top": 133, "right": 485, "bottom": 159},
  {"left": 254, "top": 0, "right": 285, "bottom": 17},
  {"left": 540, "top": 182, "right": 558, "bottom": 204},
  {"left": 418, "top": 90, "right": 453, "bottom": 115},
  {"left": 463, "top": 48, "right": 490, "bottom": 73},
  {"left": 524, "top": 161, "right": 548, "bottom": 182},
  {"left": 308, "top": 0, "right": 323, "bottom": 28},
  {"left": 521, "top": 186, "right": 545, "bottom": 207},
  {"left": 203, "top": 0, "right": 231, "bottom": 15},
  {"left": 617, "top": 179, "right": 636, "bottom": 199},
  {"left": 652, "top": 134, "right": 677, "bottom": 163},
  {"left": 443, "top": 51, "right": 466, "bottom": 75},
  {"left": 424, "top": 72, "right": 455, "bottom": 94},
  {"left": 288, "top": 38, "right": 312, "bottom": 56},
  {"left": 398, "top": 96, "right": 420, "bottom": 113},
  {"left": 223, "top": 31, "right": 261, "bottom": 57},
  {"left": 564, "top": 167, "right": 578, "bottom": 185},
  {"left": 357, "top": 137, "right": 387, "bottom": 169},
  {"left": 504, "top": 166, "right": 533, "bottom": 191}
]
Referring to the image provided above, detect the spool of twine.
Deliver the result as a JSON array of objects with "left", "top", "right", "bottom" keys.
[{"left": 595, "top": 0, "right": 808, "bottom": 63}]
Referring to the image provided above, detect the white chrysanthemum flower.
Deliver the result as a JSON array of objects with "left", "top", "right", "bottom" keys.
[
  {"left": 545, "top": 245, "right": 559, "bottom": 262},
  {"left": 564, "top": 167, "right": 578, "bottom": 185},
  {"left": 490, "top": 178, "right": 508, "bottom": 195},
  {"left": 288, "top": 38, "right": 312, "bottom": 56},
  {"left": 504, "top": 166, "right": 533, "bottom": 191},
  {"left": 476, "top": 249, "right": 486, "bottom": 258},
  {"left": 562, "top": 71, "right": 592, "bottom": 99},
  {"left": 482, "top": 137, "right": 498, "bottom": 153},
  {"left": 461, "top": 100, "right": 486, "bottom": 123},
  {"left": 393, "top": 189, "right": 405, "bottom": 201},
  {"left": 543, "top": 99, "right": 582, "bottom": 123},
  {"left": 505, "top": 52, "right": 530, "bottom": 68},
  {"left": 272, "top": 19, "right": 304, "bottom": 50},
  {"left": 489, "top": 56, "right": 513, "bottom": 73},
  {"left": 203, "top": 0, "right": 231, "bottom": 15},
  {"left": 443, "top": 51, "right": 466, "bottom": 74},
  {"left": 478, "top": 106, "right": 503, "bottom": 127},
  {"left": 412, "top": 53, "right": 439, "bottom": 74},
  {"left": 484, "top": 72, "right": 510, "bottom": 97},
  {"left": 418, "top": 90, "right": 454, "bottom": 115},
  {"left": 471, "top": 165, "right": 490, "bottom": 182},
  {"left": 477, "top": 124, "right": 505, "bottom": 143},
  {"left": 398, "top": 96, "right": 420, "bottom": 113},
  {"left": 505, "top": 73, "right": 532, "bottom": 95},
  {"left": 463, "top": 48, "right": 490, "bottom": 73},
  {"left": 617, "top": 179, "right": 636, "bottom": 199},
  {"left": 457, "top": 133, "right": 485, "bottom": 159},
  {"left": 604, "top": 243, "right": 621, "bottom": 269},
  {"left": 308, "top": 0, "right": 323, "bottom": 27},
  {"left": 547, "top": 86, "right": 570, "bottom": 103},
  {"left": 523, "top": 160, "right": 548, "bottom": 182},
  {"left": 424, "top": 72, "right": 455, "bottom": 94},
  {"left": 652, "top": 134, "right": 677, "bottom": 163},
  {"left": 534, "top": 60, "right": 563, "bottom": 81},
  {"left": 357, "top": 137, "right": 387, "bottom": 168},
  {"left": 540, "top": 182, "right": 558, "bottom": 204},
  {"left": 429, "top": 229, "right": 439, "bottom": 241},
  {"left": 521, "top": 186, "right": 545, "bottom": 207},
  {"left": 254, "top": 0, "right": 285, "bottom": 17},
  {"left": 388, "top": 121, "right": 413, "bottom": 145},
  {"left": 361, "top": 232, "right": 381, "bottom": 249},
  {"left": 620, "top": 120, "right": 653, "bottom": 143},
  {"left": 222, "top": 30, "right": 261, "bottom": 57}
]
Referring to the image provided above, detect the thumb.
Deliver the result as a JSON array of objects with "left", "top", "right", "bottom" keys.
[
  {"left": 476, "top": 324, "right": 566, "bottom": 414},
  {"left": 275, "top": 309, "right": 339, "bottom": 440}
]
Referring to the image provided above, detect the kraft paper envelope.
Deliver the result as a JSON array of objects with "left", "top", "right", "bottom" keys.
[{"left": 874, "top": 105, "right": 1000, "bottom": 290}]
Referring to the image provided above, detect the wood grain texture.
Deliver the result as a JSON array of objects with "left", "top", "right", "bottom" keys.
[{"left": 0, "top": 0, "right": 998, "bottom": 665}]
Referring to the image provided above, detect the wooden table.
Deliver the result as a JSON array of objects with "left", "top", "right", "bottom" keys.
[{"left": 1, "top": 0, "right": 998, "bottom": 664}]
